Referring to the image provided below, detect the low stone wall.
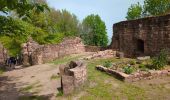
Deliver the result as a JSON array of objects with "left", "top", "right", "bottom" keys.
[
  {"left": 85, "top": 50, "right": 117, "bottom": 60},
  {"left": 96, "top": 65, "right": 170, "bottom": 82},
  {"left": 85, "top": 46, "right": 101, "bottom": 52},
  {"left": 59, "top": 60, "right": 87, "bottom": 95},
  {"left": 22, "top": 37, "right": 85, "bottom": 65},
  {"left": 85, "top": 46, "right": 108, "bottom": 52}
]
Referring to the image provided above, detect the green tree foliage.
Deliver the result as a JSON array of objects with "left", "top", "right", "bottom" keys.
[
  {"left": 49, "top": 9, "right": 81, "bottom": 36},
  {"left": 126, "top": 0, "right": 170, "bottom": 20},
  {"left": 81, "top": 14, "right": 108, "bottom": 47},
  {"left": 143, "top": 0, "right": 170, "bottom": 16},
  {"left": 0, "top": 16, "right": 34, "bottom": 55},
  {"left": 0, "top": 0, "right": 49, "bottom": 18},
  {"left": 0, "top": 16, "right": 63, "bottom": 56},
  {"left": 126, "top": 2, "right": 143, "bottom": 20}
]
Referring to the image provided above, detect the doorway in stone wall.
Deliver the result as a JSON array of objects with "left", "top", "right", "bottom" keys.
[{"left": 137, "top": 39, "right": 144, "bottom": 53}]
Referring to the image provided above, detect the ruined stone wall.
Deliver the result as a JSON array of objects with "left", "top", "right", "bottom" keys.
[
  {"left": 29, "top": 37, "right": 85, "bottom": 65},
  {"left": 111, "top": 14, "right": 170, "bottom": 57},
  {"left": 59, "top": 60, "right": 87, "bottom": 95},
  {"left": 0, "top": 43, "right": 8, "bottom": 65}
]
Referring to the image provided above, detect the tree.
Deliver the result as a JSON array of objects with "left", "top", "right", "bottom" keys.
[
  {"left": 143, "top": 0, "right": 170, "bottom": 16},
  {"left": 81, "top": 14, "right": 108, "bottom": 47},
  {"left": 0, "top": 0, "right": 49, "bottom": 18},
  {"left": 126, "top": 0, "right": 170, "bottom": 20},
  {"left": 126, "top": 2, "right": 143, "bottom": 20},
  {"left": 48, "top": 9, "right": 81, "bottom": 36}
]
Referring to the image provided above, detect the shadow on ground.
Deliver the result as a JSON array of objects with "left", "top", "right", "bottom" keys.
[{"left": 0, "top": 75, "right": 52, "bottom": 100}]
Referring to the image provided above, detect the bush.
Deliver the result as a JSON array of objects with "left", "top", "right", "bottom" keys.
[
  {"left": 123, "top": 66, "right": 134, "bottom": 74},
  {"left": 129, "top": 60, "right": 136, "bottom": 65},
  {"left": 103, "top": 61, "right": 112, "bottom": 68},
  {"left": 139, "top": 64, "right": 149, "bottom": 71},
  {"left": 151, "top": 50, "right": 168, "bottom": 70},
  {"left": 139, "top": 64, "right": 145, "bottom": 68}
]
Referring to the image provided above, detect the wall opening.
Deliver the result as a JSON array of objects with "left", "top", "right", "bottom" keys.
[{"left": 137, "top": 39, "right": 144, "bottom": 53}]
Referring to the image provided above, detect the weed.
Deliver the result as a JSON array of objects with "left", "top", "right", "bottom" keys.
[
  {"left": 50, "top": 74, "right": 60, "bottom": 80},
  {"left": 103, "top": 61, "right": 112, "bottom": 68},
  {"left": 123, "top": 66, "right": 134, "bottom": 74}
]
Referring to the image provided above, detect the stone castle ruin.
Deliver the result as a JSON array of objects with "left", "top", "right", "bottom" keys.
[
  {"left": 111, "top": 14, "right": 170, "bottom": 57},
  {"left": 59, "top": 60, "right": 87, "bottom": 95},
  {"left": 0, "top": 43, "right": 8, "bottom": 65},
  {"left": 22, "top": 37, "right": 85, "bottom": 66}
]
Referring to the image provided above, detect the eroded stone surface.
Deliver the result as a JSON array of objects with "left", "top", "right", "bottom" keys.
[
  {"left": 0, "top": 43, "right": 8, "bottom": 65},
  {"left": 111, "top": 14, "right": 170, "bottom": 57},
  {"left": 22, "top": 37, "right": 85, "bottom": 66},
  {"left": 59, "top": 60, "right": 87, "bottom": 95}
]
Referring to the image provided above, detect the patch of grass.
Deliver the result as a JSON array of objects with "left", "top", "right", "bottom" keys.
[
  {"left": 20, "top": 85, "right": 34, "bottom": 92},
  {"left": 103, "top": 61, "right": 112, "bottom": 68},
  {"left": 0, "top": 68, "right": 5, "bottom": 75},
  {"left": 19, "top": 95, "right": 48, "bottom": 100},
  {"left": 55, "top": 57, "right": 170, "bottom": 99},
  {"left": 50, "top": 74, "right": 60, "bottom": 80},
  {"left": 79, "top": 58, "right": 146, "bottom": 100},
  {"left": 56, "top": 90, "right": 63, "bottom": 97},
  {"left": 20, "top": 81, "right": 40, "bottom": 92},
  {"left": 51, "top": 54, "right": 83, "bottom": 65}
]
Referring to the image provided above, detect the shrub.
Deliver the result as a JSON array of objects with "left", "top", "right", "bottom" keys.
[
  {"left": 103, "top": 61, "right": 112, "bottom": 68},
  {"left": 123, "top": 66, "right": 134, "bottom": 74},
  {"left": 151, "top": 49, "right": 168, "bottom": 70},
  {"left": 129, "top": 60, "right": 136, "bottom": 65},
  {"left": 139, "top": 64, "right": 145, "bottom": 68},
  {"left": 139, "top": 64, "right": 149, "bottom": 71}
]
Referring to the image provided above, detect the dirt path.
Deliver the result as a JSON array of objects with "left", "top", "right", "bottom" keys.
[{"left": 0, "top": 64, "right": 61, "bottom": 100}]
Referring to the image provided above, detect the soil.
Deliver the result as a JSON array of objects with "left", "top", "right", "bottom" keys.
[{"left": 0, "top": 64, "right": 60, "bottom": 100}]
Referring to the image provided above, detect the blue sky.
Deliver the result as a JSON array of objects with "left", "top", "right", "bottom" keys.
[{"left": 47, "top": 0, "right": 144, "bottom": 40}]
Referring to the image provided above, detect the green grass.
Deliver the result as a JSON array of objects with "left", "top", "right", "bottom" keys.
[
  {"left": 50, "top": 74, "right": 60, "bottom": 80},
  {"left": 51, "top": 54, "right": 84, "bottom": 65},
  {"left": 77, "top": 58, "right": 145, "bottom": 100},
  {"left": 19, "top": 95, "right": 48, "bottom": 100},
  {"left": 52, "top": 56, "right": 170, "bottom": 100},
  {"left": 0, "top": 67, "right": 5, "bottom": 75},
  {"left": 20, "top": 81, "right": 41, "bottom": 93}
]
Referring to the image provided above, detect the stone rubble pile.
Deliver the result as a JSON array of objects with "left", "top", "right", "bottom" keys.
[{"left": 85, "top": 50, "right": 116, "bottom": 60}]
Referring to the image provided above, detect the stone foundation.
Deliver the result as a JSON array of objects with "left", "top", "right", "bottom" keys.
[
  {"left": 96, "top": 65, "right": 170, "bottom": 82},
  {"left": 59, "top": 60, "right": 87, "bottom": 95}
]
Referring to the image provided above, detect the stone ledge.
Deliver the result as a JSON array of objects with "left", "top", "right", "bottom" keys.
[{"left": 96, "top": 65, "right": 170, "bottom": 82}]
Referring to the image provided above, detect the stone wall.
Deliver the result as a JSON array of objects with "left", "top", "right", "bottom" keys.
[
  {"left": 22, "top": 37, "right": 85, "bottom": 65},
  {"left": 59, "top": 60, "right": 87, "bottom": 95},
  {"left": 21, "top": 38, "right": 41, "bottom": 66},
  {"left": 96, "top": 65, "right": 170, "bottom": 82},
  {"left": 0, "top": 43, "right": 8, "bottom": 65},
  {"left": 111, "top": 14, "right": 170, "bottom": 57}
]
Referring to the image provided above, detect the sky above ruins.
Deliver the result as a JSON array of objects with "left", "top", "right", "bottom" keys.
[{"left": 47, "top": 0, "right": 144, "bottom": 42}]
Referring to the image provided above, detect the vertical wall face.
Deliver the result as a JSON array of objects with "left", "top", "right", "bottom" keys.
[
  {"left": 23, "top": 37, "right": 86, "bottom": 65},
  {"left": 0, "top": 44, "right": 7, "bottom": 65},
  {"left": 111, "top": 14, "right": 170, "bottom": 57}
]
